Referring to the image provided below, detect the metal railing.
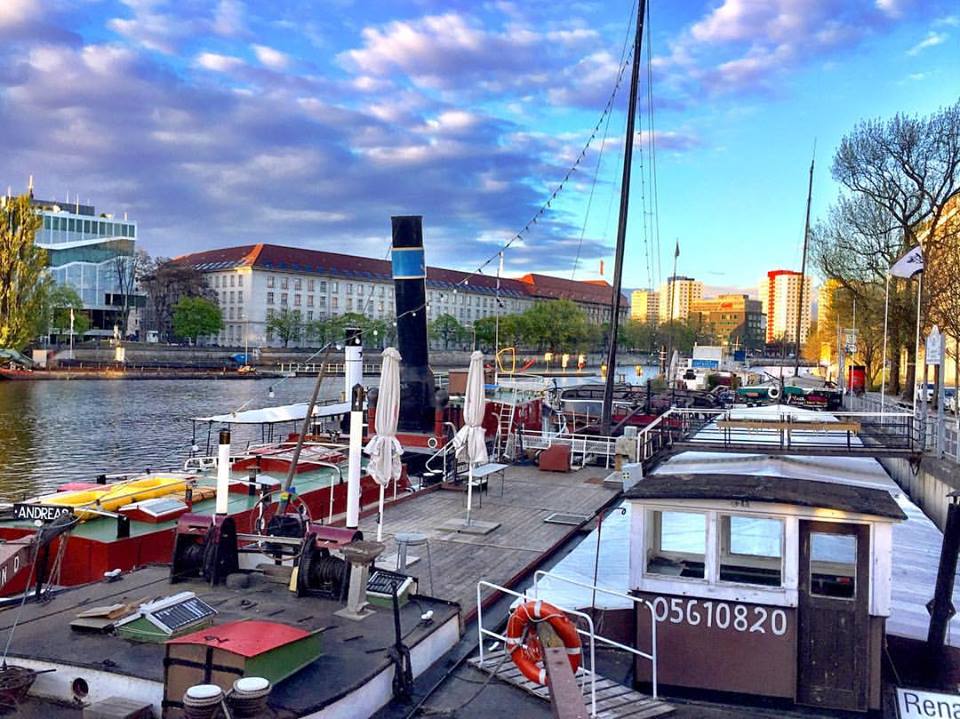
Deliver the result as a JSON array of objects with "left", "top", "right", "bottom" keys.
[
  {"left": 518, "top": 429, "right": 618, "bottom": 469},
  {"left": 530, "top": 570, "right": 658, "bottom": 699},
  {"left": 846, "top": 392, "right": 959, "bottom": 461},
  {"left": 476, "top": 579, "right": 599, "bottom": 716}
]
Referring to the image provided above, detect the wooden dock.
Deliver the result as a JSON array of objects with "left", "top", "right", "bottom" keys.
[
  {"left": 468, "top": 649, "right": 674, "bottom": 719},
  {"left": 359, "top": 464, "right": 620, "bottom": 617}
]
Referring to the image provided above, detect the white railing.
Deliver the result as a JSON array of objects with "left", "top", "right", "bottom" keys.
[
  {"left": 519, "top": 429, "right": 618, "bottom": 469},
  {"left": 846, "top": 392, "right": 959, "bottom": 460},
  {"left": 476, "top": 579, "right": 598, "bottom": 716},
  {"left": 531, "top": 570, "right": 658, "bottom": 699}
]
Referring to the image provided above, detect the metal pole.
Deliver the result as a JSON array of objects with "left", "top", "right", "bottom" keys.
[
  {"left": 216, "top": 429, "right": 231, "bottom": 515},
  {"left": 347, "top": 383, "right": 365, "bottom": 529},
  {"left": 881, "top": 273, "right": 890, "bottom": 422},
  {"left": 793, "top": 150, "right": 814, "bottom": 376},
  {"left": 927, "top": 497, "right": 960, "bottom": 653},
  {"left": 600, "top": 0, "right": 646, "bottom": 436}
]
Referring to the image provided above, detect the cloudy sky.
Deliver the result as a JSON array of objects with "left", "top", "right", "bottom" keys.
[{"left": 0, "top": 0, "right": 957, "bottom": 293}]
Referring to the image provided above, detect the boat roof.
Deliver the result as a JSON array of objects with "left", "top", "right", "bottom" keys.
[
  {"left": 624, "top": 472, "right": 907, "bottom": 520},
  {"left": 194, "top": 401, "right": 350, "bottom": 424}
]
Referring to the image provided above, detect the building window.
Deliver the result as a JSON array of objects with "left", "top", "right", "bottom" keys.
[
  {"left": 294, "top": 294, "right": 301, "bottom": 306},
  {"left": 294, "top": 278, "right": 301, "bottom": 290},
  {"left": 267, "top": 276, "right": 275, "bottom": 288},
  {"left": 719, "top": 516, "right": 783, "bottom": 587},
  {"left": 331, "top": 297, "right": 339, "bottom": 310},
  {"left": 229, "top": 291, "right": 235, "bottom": 303},
  {"left": 308, "top": 279, "right": 315, "bottom": 291},
  {"left": 346, "top": 283, "right": 353, "bottom": 295},
  {"left": 379, "top": 286, "right": 385, "bottom": 297},
  {"left": 346, "top": 298, "right": 353, "bottom": 311},
  {"left": 267, "top": 292, "right": 274, "bottom": 305},
  {"left": 810, "top": 533, "right": 857, "bottom": 599},
  {"left": 281, "top": 293, "right": 288, "bottom": 305},
  {"left": 237, "top": 291, "right": 243, "bottom": 303},
  {"left": 307, "top": 311, "right": 313, "bottom": 321},
  {"left": 228, "top": 307, "right": 235, "bottom": 320},
  {"left": 331, "top": 281, "right": 338, "bottom": 293},
  {"left": 320, "top": 281, "right": 328, "bottom": 292},
  {"left": 281, "top": 277, "right": 288, "bottom": 289},
  {"left": 237, "top": 275, "right": 243, "bottom": 287},
  {"left": 646, "top": 510, "right": 706, "bottom": 580},
  {"left": 318, "top": 296, "right": 326, "bottom": 306},
  {"left": 307, "top": 295, "right": 314, "bottom": 307},
  {"left": 230, "top": 275, "right": 235, "bottom": 287}
]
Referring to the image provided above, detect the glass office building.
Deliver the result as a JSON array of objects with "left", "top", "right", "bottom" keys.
[{"left": 33, "top": 199, "right": 142, "bottom": 336}]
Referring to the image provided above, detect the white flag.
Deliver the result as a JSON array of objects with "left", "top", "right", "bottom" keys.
[{"left": 890, "top": 246, "right": 923, "bottom": 279}]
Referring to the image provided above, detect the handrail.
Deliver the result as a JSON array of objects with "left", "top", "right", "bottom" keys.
[
  {"left": 477, "top": 579, "right": 598, "bottom": 716},
  {"left": 531, "top": 570, "right": 658, "bottom": 699}
]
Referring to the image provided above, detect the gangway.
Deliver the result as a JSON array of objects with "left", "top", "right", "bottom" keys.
[{"left": 637, "top": 407, "right": 920, "bottom": 466}]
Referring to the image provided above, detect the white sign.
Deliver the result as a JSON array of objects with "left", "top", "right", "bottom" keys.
[
  {"left": 926, "top": 325, "right": 944, "bottom": 366},
  {"left": 896, "top": 687, "right": 960, "bottom": 718}
]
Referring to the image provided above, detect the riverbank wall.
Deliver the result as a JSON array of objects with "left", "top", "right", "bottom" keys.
[{"left": 881, "top": 454, "right": 960, "bottom": 532}]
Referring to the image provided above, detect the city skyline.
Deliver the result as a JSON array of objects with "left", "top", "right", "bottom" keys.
[{"left": 0, "top": 0, "right": 956, "bottom": 290}]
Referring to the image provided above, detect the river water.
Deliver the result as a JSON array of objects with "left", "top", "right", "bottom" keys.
[{"left": 0, "top": 366, "right": 656, "bottom": 501}]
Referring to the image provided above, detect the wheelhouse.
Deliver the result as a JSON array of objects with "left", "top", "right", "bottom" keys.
[{"left": 626, "top": 473, "right": 906, "bottom": 713}]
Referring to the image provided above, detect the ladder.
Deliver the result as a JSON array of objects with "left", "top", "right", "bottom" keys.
[{"left": 494, "top": 385, "right": 519, "bottom": 461}]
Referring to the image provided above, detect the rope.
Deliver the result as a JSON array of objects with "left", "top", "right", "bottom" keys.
[{"left": 1, "top": 533, "right": 42, "bottom": 664}]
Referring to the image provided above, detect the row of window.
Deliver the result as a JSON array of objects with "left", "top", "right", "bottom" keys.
[
  {"left": 42, "top": 215, "right": 136, "bottom": 239},
  {"left": 646, "top": 509, "right": 857, "bottom": 599},
  {"left": 212, "top": 274, "right": 244, "bottom": 288}
]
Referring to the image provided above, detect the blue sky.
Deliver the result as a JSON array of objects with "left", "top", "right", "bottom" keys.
[{"left": 0, "top": 0, "right": 957, "bottom": 295}]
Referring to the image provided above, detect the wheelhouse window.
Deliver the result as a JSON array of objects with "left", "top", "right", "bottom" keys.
[
  {"left": 719, "top": 515, "right": 783, "bottom": 587},
  {"left": 646, "top": 510, "right": 706, "bottom": 579},
  {"left": 810, "top": 533, "right": 857, "bottom": 599}
]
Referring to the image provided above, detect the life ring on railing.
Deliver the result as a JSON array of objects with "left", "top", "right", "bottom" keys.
[
  {"left": 505, "top": 600, "right": 581, "bottom": 685},
  {"left": 768, "top": 386, "right": 781, "bottom": 400}
]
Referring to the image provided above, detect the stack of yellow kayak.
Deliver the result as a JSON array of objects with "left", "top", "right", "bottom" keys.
[{"left": 37, "top": 474, "right": 193, "bottom": 520}]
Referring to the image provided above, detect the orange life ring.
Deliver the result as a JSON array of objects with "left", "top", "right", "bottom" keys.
[{"left": 505, "top": 600, "right": 581, "bottom": 684}]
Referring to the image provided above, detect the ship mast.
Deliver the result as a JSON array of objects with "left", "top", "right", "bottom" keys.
[
  {"left": 600, "top": 0, "right": 646, "bottom": 435},
  {"left": 793, "top": 148, "right": 815, "bottom": 377}
]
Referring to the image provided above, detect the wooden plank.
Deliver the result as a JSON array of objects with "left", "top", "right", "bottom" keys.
[{"left": 544, "top": 647, "right": 589, "bottom": 719}]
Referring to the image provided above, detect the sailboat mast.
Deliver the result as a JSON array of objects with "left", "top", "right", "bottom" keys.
[
  {"left": 793, "top": 149, "right": 815, "bottom": 377},
  {"left": 600, "top": 0, "right": 646, "bottom": 435}
]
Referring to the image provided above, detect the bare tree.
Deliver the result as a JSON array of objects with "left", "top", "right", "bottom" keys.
[
  {"left": 139, "top": 258, "right": 214, "bottom": 341},
  {"left": 829, "top": 99, "right": 960, "bottom": 396}
]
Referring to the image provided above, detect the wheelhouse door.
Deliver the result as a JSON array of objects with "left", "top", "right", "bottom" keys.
[{"left": 797, "top": 520, "right": 869, "bottom": 711}]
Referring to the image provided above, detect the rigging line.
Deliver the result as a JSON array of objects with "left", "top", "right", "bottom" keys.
[
  {"left": 570, "top": 0, "right": 638, "bottom": 282},
  {"left": 635, "top": 86, "right": 653, "bottom": 292},
  {"left": 644, "top": 0, "right": 663, "bottom": 289}
]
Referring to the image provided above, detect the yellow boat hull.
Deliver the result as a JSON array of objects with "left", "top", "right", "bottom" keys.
[{"left": 39, "top": 475, "right": 190, "bottom": 519}]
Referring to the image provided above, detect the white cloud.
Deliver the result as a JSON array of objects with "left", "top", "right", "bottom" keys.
[
  {"left": 252, "top": 44, "right": 289, "bottom": 70},
  {"left": 907, "top": 31, "right": 946, "bottom": 55},
  {"left": 0, "top": 0, "right": 35, "bottom": 28},
  {"left": 212, "top": 0, "right": 245, "bottom": 36},
  {"left": 195, "top": 52, "right": 244, "bottom": 72}
]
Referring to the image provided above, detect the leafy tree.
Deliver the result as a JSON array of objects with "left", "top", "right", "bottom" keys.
[
  {"left": 310, "top": 312, "right": 389, "bottom": 349},
  {"left": 172, "top": 296, "right": 223, "bottom": 344},
  {"left": 45, "top": 285, "right": 90, "bottom": 341},
  {"left": 267, "top": 308, "right": 303, "bottom": 348},
  {"left": 0, "top": 194, "right": 50, "bottom": 348},
  {"left": 429, "top": 313, "right": 465, "bottom": 349},
  {"left": 473, "top": 316, "right": 497, "bottom": 349}
]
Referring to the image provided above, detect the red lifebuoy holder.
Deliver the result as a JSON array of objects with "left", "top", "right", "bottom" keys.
[{"left": 505, "top": 600, "right": 582, "bottom": 685}]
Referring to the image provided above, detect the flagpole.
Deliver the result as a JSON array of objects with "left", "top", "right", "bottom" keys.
[
  {"left": 881, "top": 272, "right": 890, "bottom": 423},
  {"left": 913, "top": 271, "right": 923, "bottom": 417}
]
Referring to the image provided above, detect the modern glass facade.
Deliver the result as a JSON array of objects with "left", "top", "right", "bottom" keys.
[{"left": 33, "top": 200, "right": 141, "bottom": 335}]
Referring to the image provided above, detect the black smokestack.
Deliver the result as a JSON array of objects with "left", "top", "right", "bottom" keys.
[{"left": 391, "top": 215, "right": 436, "bottom": 432}]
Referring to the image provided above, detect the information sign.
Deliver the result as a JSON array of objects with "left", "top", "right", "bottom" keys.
[
  {"left": 926, "top": 325, "right": 943, "bottom": 366},
  {"left": 896, "top": 687, "right": 960, "bottom": 718}
]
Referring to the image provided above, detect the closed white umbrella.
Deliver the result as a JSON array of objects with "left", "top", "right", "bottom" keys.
[
  {"left": 364, "top": 347, "right": 403, "bottom": 541},
  {"left": 453, "top": 350, "right": 488, "bottom": 525}
]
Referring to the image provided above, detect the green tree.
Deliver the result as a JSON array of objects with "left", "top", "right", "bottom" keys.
[
  {"left": 0, "top": 194, "right": 50, "bottom": 348},
  {"left": 429, "top": 313, "right": 465, "bottom": 349},
  {"left": 45, "top": 285, "right": 90, "bottom": 341},
  {"left": 172, "top": 296, "right": 223, "bottom": 344},
  {"left": 267, "top": 308, "right": 303, "bottom": 347},
  {"left": 315, "top": 313, "right": 389, "bottom": 349},
  {"left": 521, "top": 300, "right": 592, "bottom": 351}
]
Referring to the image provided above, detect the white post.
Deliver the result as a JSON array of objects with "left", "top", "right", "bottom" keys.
[
  {"left": 881, "top": 273, "right": 890, "bottom": 423},
  {"left": 347, "top": 384, "right": 364, "bottom": 529},
  {"left": 377, "top": 485, "right": 385, "bottom": 541},
  {"left": 466, "top": 462, "right": 474, "bottom": 526},
  {"left": 345, "top": 326, "right": 363, "bottom": 401},
  {"left": 216, "top": 429, "right": 231, "bottom": 514}
]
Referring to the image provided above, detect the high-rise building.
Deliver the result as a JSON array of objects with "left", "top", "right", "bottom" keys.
[
  {"left": 630, "top": 289, "right": 659, "bottom": 324},
  {"left": 20, "top": 192, "right": 143, "bottom": 337},
  {"left": 690, "top": 294, "right": 765, "bottom": 350},
  {"left": 658, "top": 276, "right": 703, "bottom": 323},
  {"left": 817, "top": 279, "right": 841, "bottom": 324},
  {"left": 760, "top": 270, "right": 812, "bottom": 345}
]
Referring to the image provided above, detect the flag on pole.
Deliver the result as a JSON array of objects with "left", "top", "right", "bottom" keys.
[
  {"left": 674, "top": 240, "right": 680, "bottom": 259},
  {"left": 890, "top": 246, "right": 924, "bottom": 278}
]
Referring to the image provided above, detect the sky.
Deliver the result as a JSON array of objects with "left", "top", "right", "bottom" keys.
[{"left": 0, "top": 0, "right": 957, "bottom": 296}]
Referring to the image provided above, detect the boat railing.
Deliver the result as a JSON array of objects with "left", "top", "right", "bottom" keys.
[
  {"left": 846, "top": 391, "right": 959, "bottom": 460},
  {"left": 530, "top": 569, "right": 658, "bottom": 700},
  {"left": 476, "top": 579, "right": 599, "bottom": 716},
  {"left": 517, "top": 429, "right": 618, "bottom": 469}
]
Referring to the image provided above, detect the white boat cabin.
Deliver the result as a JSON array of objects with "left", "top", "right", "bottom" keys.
[{"left": 626, "top": 473, "right": 906, "bottom": 713}]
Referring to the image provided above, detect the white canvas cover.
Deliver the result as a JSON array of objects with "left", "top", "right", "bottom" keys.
[{"left": 364, "top": 348, "right": 403, "bottom": 487}]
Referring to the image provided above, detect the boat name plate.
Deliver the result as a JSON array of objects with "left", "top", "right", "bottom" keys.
[{"left": 12, "top": 503, "right": 75, "bottom": 522}]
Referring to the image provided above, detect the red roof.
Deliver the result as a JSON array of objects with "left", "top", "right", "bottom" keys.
[
  {"left": 168, "top": 620, "right": 310, "bottom": 657},
  {"left": 175, "top": 244, "right": 615, "bottom": 303}
]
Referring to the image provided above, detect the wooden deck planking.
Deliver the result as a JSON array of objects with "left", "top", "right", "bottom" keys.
[
  {"left": 469, "top": 650, "right": 673, "bottom": 718},
  {"left": 359, "top": 464, "right": 618, "bottom": 615}
]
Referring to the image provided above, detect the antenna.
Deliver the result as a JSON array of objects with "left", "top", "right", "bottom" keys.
[{"left": 27, "top": 175, "right": 34, "bottom": 198}]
